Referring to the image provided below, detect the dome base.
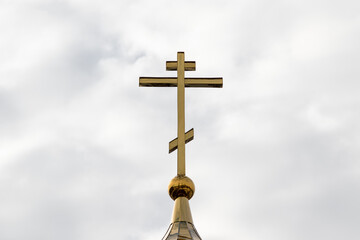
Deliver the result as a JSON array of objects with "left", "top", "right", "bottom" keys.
[
  {"left": 161, "top": 221, "right": 202, "bottom": 240},
  {"left": 161, "top": 197, "right": 201, "bottom": 240}
]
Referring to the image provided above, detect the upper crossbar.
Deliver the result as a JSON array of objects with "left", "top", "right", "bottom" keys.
[{"left": 166, "top": 61, "right": 196, "bottom": 71}]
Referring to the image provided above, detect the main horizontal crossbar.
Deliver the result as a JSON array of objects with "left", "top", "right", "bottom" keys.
[{"left": 139, "top": 77, "right": 223, "bottom": 88}]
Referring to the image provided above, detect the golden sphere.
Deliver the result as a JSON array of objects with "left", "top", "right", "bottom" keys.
[{"left": 168, "top": 175, "right": 195, "bottom": 200}]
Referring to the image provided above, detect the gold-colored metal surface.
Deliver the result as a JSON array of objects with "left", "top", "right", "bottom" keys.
[
  {"left": 171, "top": 197, "right": 193, "bottom": 223},
  {"left": 168, "top": 175, "right": 195, "bottom": 200},
  {"left": 169, "top": 128, "right": 194, "bottom": 154},
  {"left": 177, "top": 52, "right": 186, "bottom": 175},
  {"left": 139, "top": 77, "right": 222, "bottom": 88},
  {"left": 184, "top": 77, "right": 223, "bottom": 88},
  {"left": 139, "top": 77, "right": 177, "bottom": 87},
  {"left": 162, "top": 221, "right": 202, "bottom": 240},
  {"left": 166, "top": 61, "right": 196, "bottom": 71},
  {"left": 139, "top": 52, "right": 223, "bottom": 179}
]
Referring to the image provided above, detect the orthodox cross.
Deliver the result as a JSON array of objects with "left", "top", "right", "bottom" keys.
[{"left": 139, "top": 52, "right": 223, "bottom": 176}]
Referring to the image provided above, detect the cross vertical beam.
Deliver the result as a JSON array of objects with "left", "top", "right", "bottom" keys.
[{"left": 177, "top": 52, "right": 186, "bottom": 176}]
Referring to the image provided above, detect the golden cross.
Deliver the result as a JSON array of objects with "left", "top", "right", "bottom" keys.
[{"left": 139, "top": 52, "right": 223, "bottom": 176}]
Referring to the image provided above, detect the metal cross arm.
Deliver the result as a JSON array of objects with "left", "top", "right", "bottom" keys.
[
  {"left": 166, "top": 61, "right": 196, "bottom": 71},
  {"left": 169, "top": 128, "right": 194, "bottom": 154},
  {"left": 139, "top": 77, "right": 223, "bottom": 88}
]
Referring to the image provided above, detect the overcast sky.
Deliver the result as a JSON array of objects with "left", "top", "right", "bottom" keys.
[{"left": 1, "top": 0, "right": 360, "bottom": 239}]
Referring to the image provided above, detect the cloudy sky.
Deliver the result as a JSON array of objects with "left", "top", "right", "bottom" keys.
[{"left": 1, "top": 0, "right": 360, "bottom": 239}]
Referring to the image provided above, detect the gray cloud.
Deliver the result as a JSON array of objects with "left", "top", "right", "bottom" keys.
[{"left": 1, "top": 0, "right": 359, "bottom": 240}]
